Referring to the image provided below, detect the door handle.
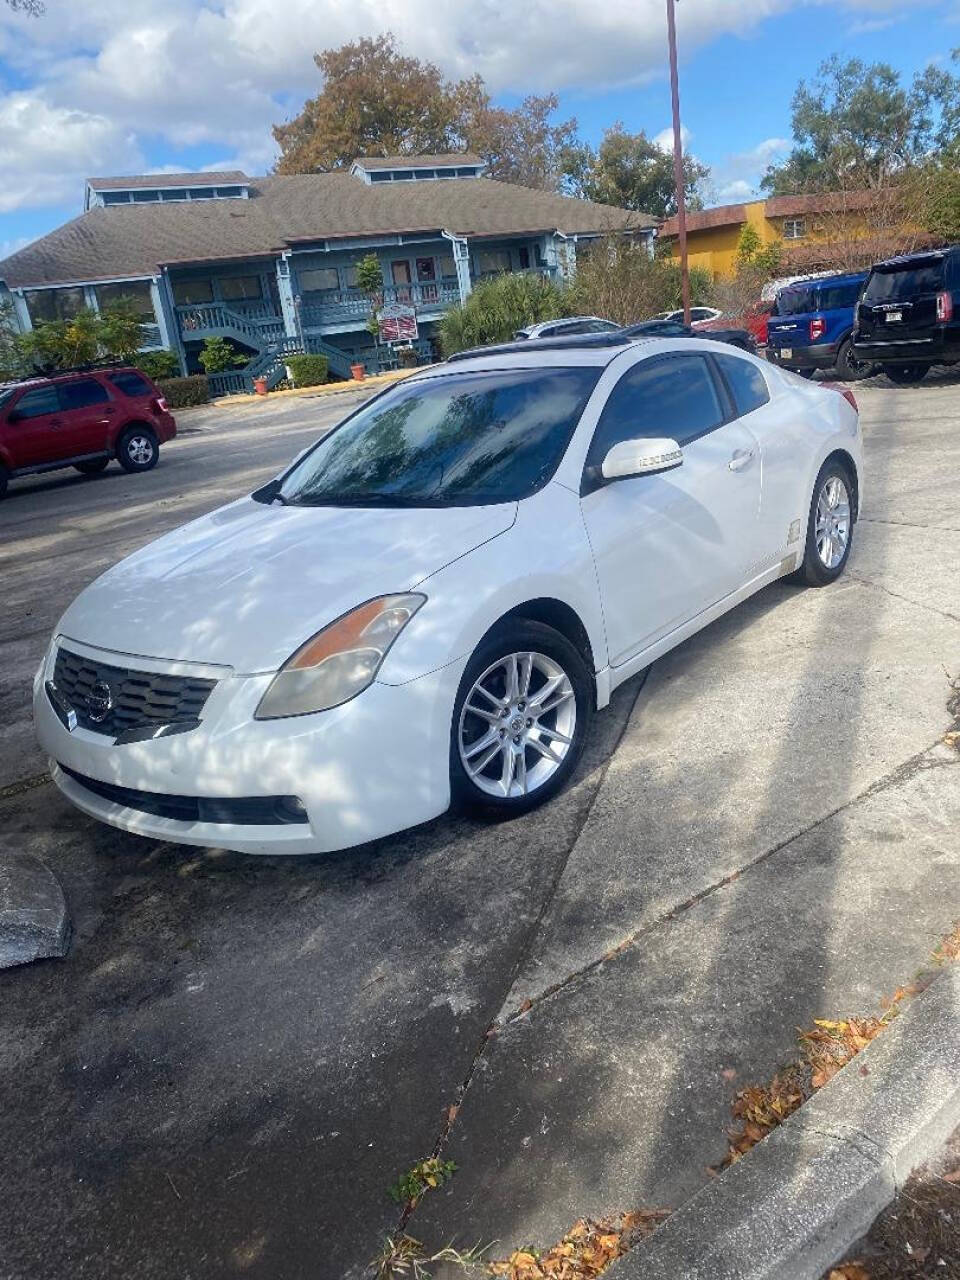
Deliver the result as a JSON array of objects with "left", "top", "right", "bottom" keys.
[{"left": 728, "top": 448, "right": 755, "bottom": 472}]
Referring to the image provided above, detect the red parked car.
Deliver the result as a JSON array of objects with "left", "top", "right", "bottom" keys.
[
  {"left": 0, "top": 366, "right": 176, "bottom": 497},
  {"left": 699, "top": 301, "right": 774, "bottom": 348}
]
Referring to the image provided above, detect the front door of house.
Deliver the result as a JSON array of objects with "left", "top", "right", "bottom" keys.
[{"left": 391, "top": 260, "right": 412, "bottom": 304}]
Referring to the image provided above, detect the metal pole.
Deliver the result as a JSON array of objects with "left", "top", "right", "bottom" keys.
[{"left": 666, "top": 0, "right": 691, "bottom": 325}]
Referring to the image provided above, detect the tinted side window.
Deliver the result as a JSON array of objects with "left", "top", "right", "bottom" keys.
[
  {"left": 818, "top": 282, "right": 863, "bottom": 310},
  {"left": 58, "top": 379, "right": 110, "bottom": 410},
  {"left": 108, "top": 371, "right": 152, "bottom": 397},
  {"left": 12, "top": 386, "right": 59, "bottom": 419},
  {"left": 586, "top": 355, "right": 725, "bottom": 472},
  {"left": 715, "top": 353, "right": 770, "bottom": 416}
]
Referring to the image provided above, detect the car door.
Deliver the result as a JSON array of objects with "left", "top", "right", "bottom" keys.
[
  {"left": 579, "top": 352, "right": 762, "bottom": 667},
  {"left": 3, "top": 384, "right": 63, "bottom": 466},
  {"left": 55, "top": 377, "right": 115, "bottom": 456}
]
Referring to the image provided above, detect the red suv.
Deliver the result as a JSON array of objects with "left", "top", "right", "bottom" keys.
[{"left": 0, "top": 366, "right": 176, "bottom": 497}]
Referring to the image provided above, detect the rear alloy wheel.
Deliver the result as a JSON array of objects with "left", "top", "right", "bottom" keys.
[
  {"left": 835, "top": 338, "right": 873, "bottom": 381},
  {"left": 117, "top": 426, "right": 159, "bottom": 473},
  {"left": 796, "top": 460, "right": 854, "bottom": 587},
  {"left": 451, "top": 620, "right": 592, "bottom": 817},
  {"left": 884, "top": 363, "right": 928, "bottom": 386},
  {"left": 74, "top": 458, "right": 110, "bottom": 475}
]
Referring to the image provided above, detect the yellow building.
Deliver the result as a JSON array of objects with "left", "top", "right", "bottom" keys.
[{"left": 659, "top": 190, "right": 890, "bottom": 280}]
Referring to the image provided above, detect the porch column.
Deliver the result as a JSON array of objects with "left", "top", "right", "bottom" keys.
[
  {"left": 555, "top": 233, "right": 577, "bottom": 284},
  {"left": 158, "top": 268, "right": 188, "bottom": 375},
  {"left": 276, "top": 254, "right": 300, "bottom": 341},
  {"left": 10, "top": 289, "right": 32, "bottom": 333},
  {"left": 540, "top": 233, "right": 560, "bottom": 279},
  {"left": 443, "top": 231, "right": 472, "bottom": 302},
  {"left": 150, "top": 278, "right": 173, "bottom": 351}
]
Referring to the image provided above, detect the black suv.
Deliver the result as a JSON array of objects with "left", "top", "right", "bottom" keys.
[{"left": 853, "top": 247, "right": 960, "bottom": 384}]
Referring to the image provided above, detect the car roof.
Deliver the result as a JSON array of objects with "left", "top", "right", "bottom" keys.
[
  {"left": 2, "top": 365, "right": 143, "bottom": 391},
  {"left": 781, "top": 270, "right": 867, "bottom": 292},
  {"left": 425, "top": 332, "right": 751, "bottom": 378},
  {"left": 870, "top": 249, "right": 950, "bottom": 270}
]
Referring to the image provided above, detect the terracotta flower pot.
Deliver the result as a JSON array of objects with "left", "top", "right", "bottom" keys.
[
  {"left": 350, "top": 362, "right": 366, "bottom": 381},
  {"left": 253, "top": 376, "right": 268, "bottom": 396}
]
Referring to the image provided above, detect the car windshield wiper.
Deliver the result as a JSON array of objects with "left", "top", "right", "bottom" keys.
[{"left": 288, "top": 493, "right": 433, "bottom": 508}]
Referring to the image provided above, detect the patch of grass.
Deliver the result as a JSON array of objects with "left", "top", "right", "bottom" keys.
[{"left": 371, "top": 1234, "right": 489, "bottom": 1279}]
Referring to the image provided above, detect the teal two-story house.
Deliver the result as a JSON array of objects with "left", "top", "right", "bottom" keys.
[{"left": 0, "top": 155, "right": 655, "bottom": 393}]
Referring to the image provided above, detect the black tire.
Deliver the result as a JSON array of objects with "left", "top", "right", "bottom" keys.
[
  {"left": 0, "top": 464, "right": 7, "bottom": 499},
  {"left": 796, "top": 458, "right": 855, "bottom": 587},
  {"left": 450, "top": 619, "right": 593, "bottom": 819},
  {"left": 884, "top": 363, "right": 928, "bottom": 386},
  {"left": 74, "top": 458, "right": 110, "bottom": 475},
  {"left": 116, "top": 426, "right": 159, "bottom": 473},
  {"left": 835, "top": 338, "right": 873, "bottom": 381}
]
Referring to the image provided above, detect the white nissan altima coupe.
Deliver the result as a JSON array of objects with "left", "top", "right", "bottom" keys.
[{"left": 34, "top": 334, "right": 862, "bottom": 855}]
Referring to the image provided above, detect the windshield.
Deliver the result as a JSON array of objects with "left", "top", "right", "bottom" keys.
[
  {"left": 278, "top": 366, "right": 601, "bottom": 507},
  {"left": 863, "top": 260, "right": 945, "bottom": 302}
]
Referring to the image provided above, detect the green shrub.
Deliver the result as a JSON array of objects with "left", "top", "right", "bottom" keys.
[
  {"left": 198, "top": 336, "right": 245, "bottom": 374},
  {"left": 439, "top": 273, "right": 570, "bottom": 355},
  {"left": 570, "top": 239, "right": 715, "bottom": 325},
  {"left": 138, "top": 349, "right": 180, "bottom": 380},
  {"left": 286, "top": 353, "right": 330, "bottom": 387},
  {"left": 156, "top": 374, "right": 209, "bottom": 408}
]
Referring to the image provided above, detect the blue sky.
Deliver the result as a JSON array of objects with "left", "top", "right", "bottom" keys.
[{"left": 0, "top": 0, "right": 956, "bottom": 261}]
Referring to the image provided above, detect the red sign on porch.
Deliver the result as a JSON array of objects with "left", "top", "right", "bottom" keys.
[{"left": 377, "top": 303, "right": 419, "bottom": 344}]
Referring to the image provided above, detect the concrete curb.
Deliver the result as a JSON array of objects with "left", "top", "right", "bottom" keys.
[
  {"left": 209, "top": 367, "right": 418, "bottom": 408},
  {"left": 0, "top": 852, "right": 71, "bottom": 969},
  {"left": 610, "top": 966, "right": 960, "bottom": 1280}
]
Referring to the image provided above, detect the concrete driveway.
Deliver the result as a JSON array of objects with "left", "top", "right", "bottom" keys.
[{"left": 1, "top": 377, "right": 958, "bottom": 1279}]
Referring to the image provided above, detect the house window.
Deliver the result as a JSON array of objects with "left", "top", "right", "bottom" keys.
[
  {"left": 160, "top": 189, "right": 189, "bottom": 202},
  {"left": 102, "top": 191, "right": 131, "bottom": 205},
  {"left": 215, "top": 186, "right": 244, "bottom": 198},
  {"left": 172, "top": 279, "right": 214, "bottom": 305},
  {"left": 343, "top": 265, "right": 360, "bottom": 289},
  {"left": 298, "top": 267, "right": 340, "bottom": 293},
  {"left": 220, "top": 276, "right": 263, "bottom": 301},
  {"left": 132, "top": 190, "right": 159, "bottom": 203},
  {"left": 95, "top": 280, "right": 155, "bottom": 322},
  {"left": 783, "top": 218, "right": 807, "bottom": 240},
  {"left": 474, "top": 249, "right": 512, "bottom": 276},
  {"left": 518, "top": 247, "right": 531, "bottom": 270},
  {"left": 25, "top": 287, "right": 85, "bottom": 325},
  {"left": 187, "top": 187, "right": 216, "bottom": 200},
  {"left": 437, "top": 256, "right": 456, "bottom": 279}
]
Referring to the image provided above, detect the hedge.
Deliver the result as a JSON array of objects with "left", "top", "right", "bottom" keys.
[
  {"left": 156, "top": 374, "right": 210, "bottom": 408},
  {"left": 137, "top": 349, "right": 180, "bottom": 380},
  {"left": 286, "top": 353, "right": 329, "bottom": 387}
]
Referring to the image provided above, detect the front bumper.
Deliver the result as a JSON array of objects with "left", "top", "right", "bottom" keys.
[
  {"left": 766, "top": 342, "right": 840, "bottom": 371},
  {"left": 35, "top": 638, "right": 465, "bottom": 855}
]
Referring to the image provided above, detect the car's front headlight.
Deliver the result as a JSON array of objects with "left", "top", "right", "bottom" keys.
[{"left": 254, "top": 594, "right": 425, "bottom": 720}]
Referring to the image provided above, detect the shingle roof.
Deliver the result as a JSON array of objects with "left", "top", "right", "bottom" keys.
[
  {"left": 0, "top": 174, "right": 653, "bottom": 288},
  {"left": 765, "top": 189, "right": 882, "bottom": 218},
  {"left": 659, "top": 203, "right": 749, "bottom": 237},
  {"left": 354, "top": 154, "right": 483, "bottom": 170},
  {"left": 87, "top": 171, "right": 249, "bottom": 190}
]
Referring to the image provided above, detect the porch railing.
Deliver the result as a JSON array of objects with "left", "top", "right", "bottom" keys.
[
  {"left": 176, "top": 303, "right": 285, "bottom": 346},
  {"left": 298, "top": 281, "right": 461, "bottom": 328}
]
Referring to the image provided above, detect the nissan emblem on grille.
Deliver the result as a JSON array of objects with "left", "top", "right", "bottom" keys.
[{"left": 85, "top": 680, "right": 114, "bottom": 724}]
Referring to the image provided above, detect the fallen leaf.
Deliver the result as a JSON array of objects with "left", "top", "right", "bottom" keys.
[{"left": 942, "top": 1168, "right": 960, "bottom": 1184}]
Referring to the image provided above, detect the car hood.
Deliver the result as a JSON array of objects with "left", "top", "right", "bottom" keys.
[{"left": 57, "top": 496, "right": 517, "bottom": 673}]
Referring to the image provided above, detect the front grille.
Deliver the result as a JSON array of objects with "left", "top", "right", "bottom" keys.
[
  {"left": 58, "top": 765, "right": 308, "bottom": 826},
  {"left": 52, "top": 645, "right": 216, "bottom": 739}
]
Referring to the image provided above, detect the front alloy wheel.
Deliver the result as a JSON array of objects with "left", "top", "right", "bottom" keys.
[
  {"left": 451, "top": 620, "right": 591, "bottom": 816},
  {"left": 118, "top": 427, "right": 158, "bottom": 473}
]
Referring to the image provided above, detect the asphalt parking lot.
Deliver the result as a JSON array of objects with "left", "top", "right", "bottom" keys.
[{"left": 1, "top": 374, "right": 959, "bottom": 1279}]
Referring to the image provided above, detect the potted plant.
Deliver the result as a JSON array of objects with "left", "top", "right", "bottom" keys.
[{"left": 350, "top": 360, "right": 366, "bottom": 381}]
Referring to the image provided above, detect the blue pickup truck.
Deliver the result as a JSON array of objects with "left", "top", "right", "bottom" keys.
[{"left": 766, "top": 271, "right": 874, "bottom": 380}]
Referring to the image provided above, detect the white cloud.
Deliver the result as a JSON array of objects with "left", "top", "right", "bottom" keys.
[
  {"left": 653, "top": 124, "right": 692, "bottom": 153},
  {"left": 0, "top": 0, "right": 939, "bottom": 218},
  {"left": 846, "top": 15, "right": 897, "bottom": 33},
  {"left": 707, "top": 136, "right": 790, "bottom": 204},
  {"left": 0, "top": 90, "right": 142, "bottom": 213}
]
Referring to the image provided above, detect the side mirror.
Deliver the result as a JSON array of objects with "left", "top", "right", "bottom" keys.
[{"left": 601, "top": 436, "right": 682, "bottom": 481}]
